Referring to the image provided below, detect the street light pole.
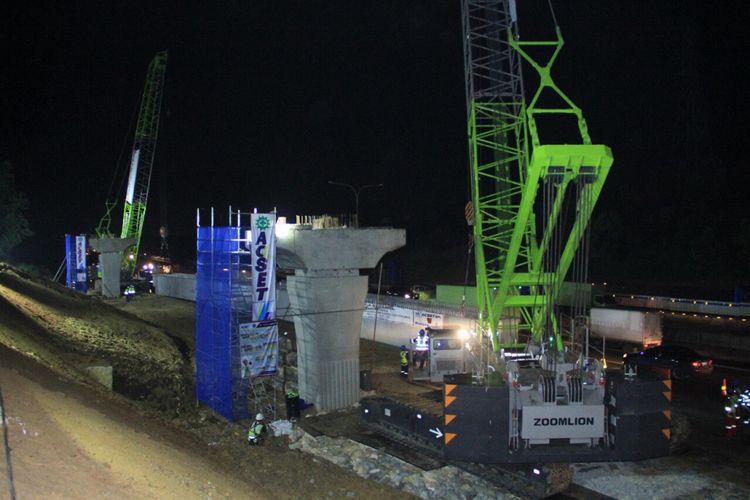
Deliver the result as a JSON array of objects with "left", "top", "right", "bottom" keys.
[{"left": 328, "top": 181, "right": 384, "bottom": 228}]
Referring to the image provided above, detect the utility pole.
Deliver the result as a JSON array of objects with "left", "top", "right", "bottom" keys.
[{"left": 327, "top": 181, "right": 384, "bottom": 228}]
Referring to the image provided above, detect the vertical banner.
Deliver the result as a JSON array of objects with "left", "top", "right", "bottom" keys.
[
  {"left": 65, "top": 234, "right": 74, "bottom": 289},
  {"left": 239, "top": 321, "right": 279, "bottom": 377},
  {"left": 250, "top": 213, "right": 276, "bottom": 321},
  {"left": 65, "top": 234, "right": 88, "bottom": 292},
  {"left": 75, "top": 235, "right": 87, "bottom": 290}
]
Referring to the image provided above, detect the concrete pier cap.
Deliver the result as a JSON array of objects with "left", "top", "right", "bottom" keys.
[
  {"left": 89, "top": 237, "right": 135, "bottom": 298},
  {"left": 275, "top": 224, "right": 405, "bottom": 411}
]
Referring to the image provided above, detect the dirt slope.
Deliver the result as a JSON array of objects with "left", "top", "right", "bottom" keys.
[
  {"left": 0, "top": 265, "right": 185, "bottom": 413},
  {"left": 0, "top": 264, "right": 413, "bottom": 499}
]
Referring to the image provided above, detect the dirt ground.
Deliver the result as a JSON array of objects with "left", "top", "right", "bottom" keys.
[
  {"left": 0, "top": 265, "right": 413, "bottom": 499},
  {"left": 1, "top": 344, "right": 265, "bottom": 499},
  {"left": 5, "top": 264, "right": 749, "bottom": 499}
]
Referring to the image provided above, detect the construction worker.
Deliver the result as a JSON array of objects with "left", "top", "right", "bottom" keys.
[
  {"left": 124, "top": 284, "right": 136, "bottom": 301},
  {"left": 739, "top": 386, "right": 750, "bottom": 429},
  {"left": 723, "top": 378, "right": 740, "bottom": 438},
  {"left": 247, "top": 413, "right": 266, "bottom": 446},
  {"left": 241, "top": 358, "right": 252, "bottom": 379},
  {"left": 726, "top": 378, "right": 750, "bottom": 432},
  {"left": 411, "top": 328, "right": 430, "bottom": 370},
  {"left": 400, "top": 345, "right": 409, "bottom": 377}
]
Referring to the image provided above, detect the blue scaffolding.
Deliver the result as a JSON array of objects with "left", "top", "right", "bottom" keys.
[
  {"left": 196, "top": 226, "right": 248, "bottom": 420},
  {"left": 195, "top": 210, "right": 278, "bottom": 422}
]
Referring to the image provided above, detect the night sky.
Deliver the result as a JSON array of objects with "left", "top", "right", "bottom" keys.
[{"left": 3, "top": 2, "right": 749, "bottom": 296}]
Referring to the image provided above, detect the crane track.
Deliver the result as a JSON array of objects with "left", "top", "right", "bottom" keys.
[{"left": 363, "top": 419, "right": 571, "bottom": 499}]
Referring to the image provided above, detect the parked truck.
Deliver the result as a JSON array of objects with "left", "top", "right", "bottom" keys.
[{"left": 590, "top": 307, "right": 662, "bottom": 348}]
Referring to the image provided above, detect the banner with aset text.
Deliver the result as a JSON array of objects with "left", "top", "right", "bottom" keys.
[
  {"left": 65, "top": 234, "right": 88, "bottom": 293},
  {"left": 249, "top": 213, "right": 276, "bottom": 321}
]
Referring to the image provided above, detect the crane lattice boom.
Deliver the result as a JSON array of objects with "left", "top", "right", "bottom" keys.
[
  {"left": 120, "top": 51, "right": 168, "bottom": 275},
  {"left": 462, "top": 1, "right": 613, "bottom": 357}
]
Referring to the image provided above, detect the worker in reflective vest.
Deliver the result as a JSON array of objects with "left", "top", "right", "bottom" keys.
[
  {"left": 738, "top": 389, "right": 750, "bottom": 430},
  {"left": 725, "top": 387, "right": 739, "bottom": 438},
  {"left": 411, "top": 329, "right": 430, "bottom": 370},
  {"left": 400, "top": 345, "right": 409, "bottom": 377},
  {"left": 740, "top": 387, "right": 750, "bottom": 428},
  {"left": 722, "top": 377, "right": 750, "bottom": 436},
  {"left": 241, "top": 358, "right": 252, "bottom": 380},
  {"left": 247, "top": 413, "right": 266, "bottom": 445}
]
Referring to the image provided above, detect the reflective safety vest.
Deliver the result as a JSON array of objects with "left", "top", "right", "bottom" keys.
[
  {"left": 248, "top": 421, "right": 264, "bottom": 441},
  {"left": 400, "top": 351, "right": 408, "bottom": 366},
  {"left": 730, "top": 394, "right": 740, "bottom": 411},
  {"left": 740, "top": 390, "right": 750, "bottom": 425},
  {"left": 412, "top": 334, "right": 429, "bottom": 352}
]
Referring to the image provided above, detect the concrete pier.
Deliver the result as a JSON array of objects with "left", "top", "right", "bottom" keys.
[
  {"left": 276, "top": 226, "right": 405, "bottom": 411},
  {"left": 89, "top": 237, "right": 135, "bottom": 298}
]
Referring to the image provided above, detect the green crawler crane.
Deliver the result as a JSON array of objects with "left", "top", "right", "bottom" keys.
[
  {"left": 463, "top": 1, "right": 613, "bottom": 360},
  {"left": 96, "top": 51, "right": 168, "bottom": 277}
]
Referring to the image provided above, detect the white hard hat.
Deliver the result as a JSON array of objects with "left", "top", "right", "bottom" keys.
[{"left": 255, "top": 413, "right": 264, "bottom": 420}]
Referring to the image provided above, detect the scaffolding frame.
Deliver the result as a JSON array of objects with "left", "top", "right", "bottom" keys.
[{"left": 195, "top": 207, "right": 279, "bottom": 421}]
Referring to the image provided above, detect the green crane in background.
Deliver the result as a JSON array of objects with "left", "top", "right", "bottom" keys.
[
  {"left": 96, "top": 51, "right": 168, "bottom": 277},
  {"left": 462, "top": 1, "right": 612, "bottom": 358}
]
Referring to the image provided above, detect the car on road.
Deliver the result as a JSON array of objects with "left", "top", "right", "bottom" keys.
[{"left": 623, "top": 345, "right": 714, "bottom": 378}]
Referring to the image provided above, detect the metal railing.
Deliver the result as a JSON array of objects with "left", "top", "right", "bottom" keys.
[{"left": 611, "top": 293, "right": 750, "bottom": 318}]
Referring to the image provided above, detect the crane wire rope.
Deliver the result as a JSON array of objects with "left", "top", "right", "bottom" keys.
[
  {"left": 543, "top": 178, "right": 552, "bottom": 354},
  {"left": 553, "top": 179, "right": 563, "bottom": 371},
  {"left": 576, "top": 181, "right": 585, "bottom": 356},
  {"left": 582, "top": 180, "right": 593, "bottom": 356},
  {"left": 547, "top": 0, "right": 559, "bottom": 29}
]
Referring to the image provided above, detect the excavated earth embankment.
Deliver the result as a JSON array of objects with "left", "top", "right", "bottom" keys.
[{"left": 0, "top": 264, "right": 186, "bottom": 413}]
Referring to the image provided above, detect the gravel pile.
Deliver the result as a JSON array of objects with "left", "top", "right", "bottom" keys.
[
  {"left": 572, "top": 459, "right": 749, "bottom": 499},
  {"left": 288, "top": 428, "right": 519, "bottom": 499}
]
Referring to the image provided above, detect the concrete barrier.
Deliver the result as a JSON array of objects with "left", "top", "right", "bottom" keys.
[
  {"left": 153, "top": 274, "right": 296, "bottom": 319},
  {"left": 159, "top": 276, "right": 750, "bottom": 364},
  {"left": 153, "top": 273, "right": 196, "bottom": 301},
  {"left": 359, "top": 294, "right": 476, "bottom": 347},
  {"left": 614, "top": 294, "right": 750, "bottom": 318}
]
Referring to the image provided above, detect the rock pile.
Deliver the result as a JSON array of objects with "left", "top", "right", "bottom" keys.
[
  {"left": 288, "top": 428, "right": 519, "bottom": 499},
  {"left": 278, "top": 331, "right": 299, "bottom": 397}
]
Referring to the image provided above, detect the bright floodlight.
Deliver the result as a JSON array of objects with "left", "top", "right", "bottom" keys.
[{"left": 275, "top": 219, "right": 290, "bottom": 239}]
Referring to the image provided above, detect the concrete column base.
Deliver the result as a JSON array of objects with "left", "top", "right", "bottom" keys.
[
  {"left": 277, "top": 226, "right": 406, "bottom": 412},
  {"left": 89, "top": 237, "right": 135, "bottom": 298},
  {"left": 98, "top": 252, "right": 124, "bottom": 298},
  {"left": 288, "top": 271, "right": 367, "bottom": 411}
]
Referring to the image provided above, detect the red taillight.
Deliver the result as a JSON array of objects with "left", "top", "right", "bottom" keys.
[
  {"left": 691, "top": 361, "right": 701, "bottom": 368},
  {"left": 708, "top": 359, "right": 713, "bottom": 366}
]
